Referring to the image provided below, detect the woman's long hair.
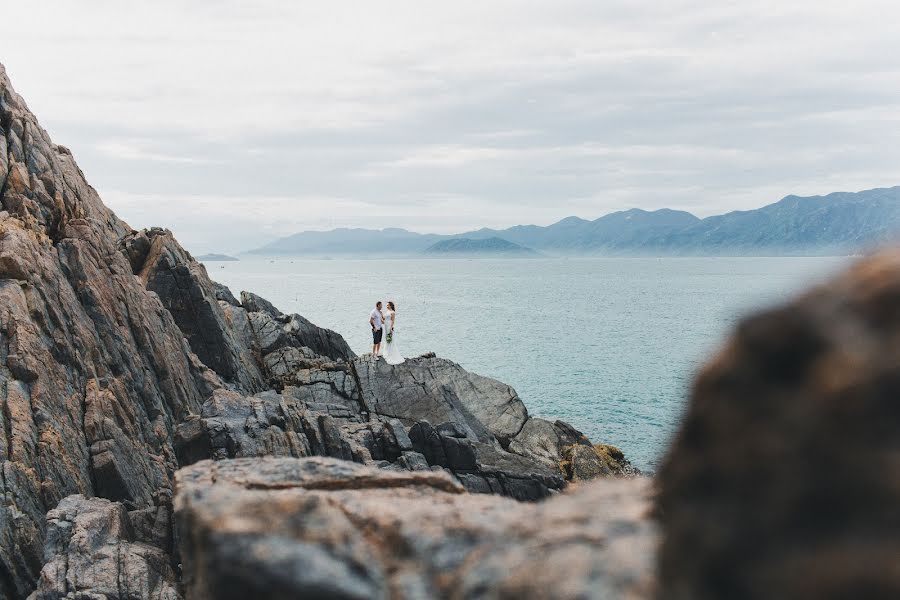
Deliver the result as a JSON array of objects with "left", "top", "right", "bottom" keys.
[{"left": 387, "top": 301, "right": 396, "bottom": 311}]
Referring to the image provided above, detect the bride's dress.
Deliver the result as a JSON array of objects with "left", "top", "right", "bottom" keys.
[{"left": 381, "top": 311, "right": 405, "bottom": 365}]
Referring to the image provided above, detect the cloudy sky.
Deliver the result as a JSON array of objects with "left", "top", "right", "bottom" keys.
[{"left": 3, "top": 1, "right": 900, "bottom": 253}]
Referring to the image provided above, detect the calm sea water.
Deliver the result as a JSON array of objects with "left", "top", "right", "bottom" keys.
[{"left": 212, "top": 256, "right": 847, "bottom": 472}]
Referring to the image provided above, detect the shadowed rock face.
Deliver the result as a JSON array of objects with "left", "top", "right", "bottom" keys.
[
  {"left": 656, "top": 251, "right": 900, "bottom": 600},
  {"left": 125, "top": 228, "right": 268, "bottom": 393},
  {"left": 174, "top": 457, "right": 657, "bottom": 600}
]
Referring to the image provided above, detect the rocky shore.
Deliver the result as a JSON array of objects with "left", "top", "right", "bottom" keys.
[{"left": 3, "top": 61, "right": 900, "bottom": 599}]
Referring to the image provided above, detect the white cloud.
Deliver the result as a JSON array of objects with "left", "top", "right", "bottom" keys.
[{"left": 1, "top": 0, "right": 899, "bottom": 252}]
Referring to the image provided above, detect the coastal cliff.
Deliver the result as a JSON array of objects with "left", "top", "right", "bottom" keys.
[{"left": 0, "top": 63, "right": 636, "bottom": 599}]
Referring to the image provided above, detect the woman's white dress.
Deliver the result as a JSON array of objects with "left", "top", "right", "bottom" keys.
[{"left": 381, "top": 311, "right": 405, "bottom": 365}]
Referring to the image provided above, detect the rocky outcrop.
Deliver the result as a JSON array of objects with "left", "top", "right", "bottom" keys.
[
  {"left": 656, "top": 251, "right": 900, "bottom": 599},
  {"left": 0, "top": 63, "right": 219, "bottom": 599},
  {"left": 241, "top": 291, "right": 356, "bottom": 364},
  {"left": 354, "top": 354, "right": 527, "bottom": 445},
  {"left": 27, "top": 495, "right": 180, "bottom": 600},
  {"left": 173, "top": 387, "right": 412, "bottom": 467},
  {"left": 174, "top": 457, "right": 657, "bottom": 600},
  {"left": 122, "top": 227, "right": 267, "bottom": 393},
  {"left": 166, "top": 356, "right": 570, "bottom": 500}
]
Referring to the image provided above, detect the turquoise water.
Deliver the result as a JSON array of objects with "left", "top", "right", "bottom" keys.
[{"left": 212, "top": 256, "right": 847, "bottom": 472}]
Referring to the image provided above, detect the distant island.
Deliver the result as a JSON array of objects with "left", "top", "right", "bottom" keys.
[
  {"left": 246, "top": 186, "right": 900, "bottom": 257},
  {"left": 197, "top": 253, "right": 239, "bottom": 262},
  {"left": 424, "top": 237, "right": 540, "bottom": 257}
]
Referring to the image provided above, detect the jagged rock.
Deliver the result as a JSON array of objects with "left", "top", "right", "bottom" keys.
[
  {"left": 408, "top": 421, "right": 564, "bottom": 500},
  {"left": 657, "top": 251, "right": 900, "bottom": 599},
  {"left": 409, "top": 420, "right": 478, "bottom": 471},
  {"left": 212, "top": 281, "right": 240, "bottom": 306},
  {"left": 241, "top": 291, "right": 356, "bottom": 363},
  {"left": 354, "top": 354, "right": 528, "bottom": 445},
  {"left": 507, "top": 417, "right": 594, "bottom": 473},
  {"left": 559, "top": 443, "right": 638, "bottom": 480},
  {"left": 27, "top": 495, "right": 180, "bottom": 600},
  {"left": 126, "top": 228, "right": 268, "bottom": 393},
  {"left": 0, "top": 62, "right": 220, "bottom": 596},
  {"left": 174, "top": 387, "right": 418, "bottom": 471},
  {"left": 174, "top": 457, "right": 656, "bottom": 600}
]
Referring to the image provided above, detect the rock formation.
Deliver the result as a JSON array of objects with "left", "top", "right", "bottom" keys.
[
  {"left": 0, "top": 62, "right": 635, "bottom": 598},
  {"left": 174, "top": 457, "right": 656, "bottom": 600},
  {"left": 27, "top": 496, "right": 180, "bottom": 600},
  {"left": 656, "top": 250, "right": 900, "bottom": 599}
]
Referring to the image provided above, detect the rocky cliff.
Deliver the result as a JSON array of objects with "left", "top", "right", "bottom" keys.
[{"left": 0, "top": 63, "right": 635, "bottom": 598}]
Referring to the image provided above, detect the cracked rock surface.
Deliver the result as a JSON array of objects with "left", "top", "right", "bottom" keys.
[
  {"left": 174, "top": 457, "right": 657, "bottom": 600},
  {"left": 27, "top": 495, "right": 180, "bottom": 600}
]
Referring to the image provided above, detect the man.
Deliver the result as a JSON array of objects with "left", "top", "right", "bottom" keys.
[{"left": 369, "top": 301, "right": 384, "bottom": 357}]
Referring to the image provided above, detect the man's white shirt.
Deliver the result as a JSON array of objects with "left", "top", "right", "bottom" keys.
[{"left": 370, "top": 308, "right": 384, "bottom": 330}]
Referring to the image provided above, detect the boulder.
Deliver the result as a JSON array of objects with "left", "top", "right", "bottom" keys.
[
  {"left": 559, "top": 443, "right": 638, "bottom": 480},
  {"left": 657, "top": 251, "right": 900, "bottom": 599},
  {"left": 174, "top": 457, "right": 656, "bottom": 600},
  {"left": 27, "top": 495, "right": 180, "bottom": 600},
  {"left": 507, "top": 416, "right": 597, "bottom": 473},
  {"left": 353, "top": 354, "right": 528, "bottom": 446}
]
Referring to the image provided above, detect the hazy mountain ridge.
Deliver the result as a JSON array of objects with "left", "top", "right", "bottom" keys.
[
  {"left": 425, "top": 237, "right": 539, "bottom": 257},
  {"left": 247, "top": 187, "right": 900, "bottom": 256}
]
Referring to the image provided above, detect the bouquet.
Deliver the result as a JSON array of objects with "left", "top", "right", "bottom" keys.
[{"left": 386, "top": 331, "right": 393, "bottom": 343}]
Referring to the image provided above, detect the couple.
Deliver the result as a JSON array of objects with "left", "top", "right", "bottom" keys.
[{"left": 369, "top": 300, "right": 404, "bottom": 365}]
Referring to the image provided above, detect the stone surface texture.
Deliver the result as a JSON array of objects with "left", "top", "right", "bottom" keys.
[
  {"left": 175, "top": 457, "right": 657, "bottom": 600},
  {"left": 27, "top": 495, "right": 180, "bottom": 600}
]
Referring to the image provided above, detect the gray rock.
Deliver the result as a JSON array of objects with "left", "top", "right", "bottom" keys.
[
  {"left": 127, "top": 228, "right": 268, "bottom": 393},
  {"left": 509, "top": 417, "right": 639, "bottom": 479},
  {"left": 28, "top": 495, "right": 180, "bottom": 600},
  {"left": 241, "top": 291, "right": 356, "bottom": 362},
  {"left": 353, "top": 354, "right": 528, "bottom": 446},
  {"left": 174, "top": 457, "right": 656, "bottom": 600}
]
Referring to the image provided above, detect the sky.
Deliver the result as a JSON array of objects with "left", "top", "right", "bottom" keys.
[{"left": 3, "top": 0, "right": 900, "bottom": 254}]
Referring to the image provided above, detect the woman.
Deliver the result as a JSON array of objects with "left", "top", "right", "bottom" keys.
[{"left": 380, "top": 301, "right": 405, "bottom": 365}]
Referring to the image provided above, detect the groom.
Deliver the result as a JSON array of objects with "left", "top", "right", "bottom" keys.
[{"left": 369, "top": 300, "right": 384, "bottom": 357}]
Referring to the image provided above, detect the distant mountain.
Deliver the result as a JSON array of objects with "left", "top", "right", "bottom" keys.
[
  {"left": 424, "top": 237, "right": 539, "bottom": 257},
  {"left": 197, "top": 253, "right": 239, "bottom": 262},
  {"left": 463, "top": 208, "right": 701, "bottom": 252},
  {"left": 649, "top": 188, "right": 900, "bottom": 255},
  {"left": 247, "top": 227, "right": 443, "bottom": 256},
  {"left": 245, "top": 186, "right": 900, "bottom": 257}
]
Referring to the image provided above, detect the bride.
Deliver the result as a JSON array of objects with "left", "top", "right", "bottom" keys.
[{"left": 380, "top": 301, "right": 405, "bottom": 365}]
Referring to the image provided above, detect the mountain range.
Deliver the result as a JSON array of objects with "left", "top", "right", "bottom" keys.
[{"left": 246, "top": 186, "right": 900, "bottom": 257}]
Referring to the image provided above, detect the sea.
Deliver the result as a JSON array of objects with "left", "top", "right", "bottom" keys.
[{"left": 212, "top": 256, "right": 849, "bottom": 472}]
